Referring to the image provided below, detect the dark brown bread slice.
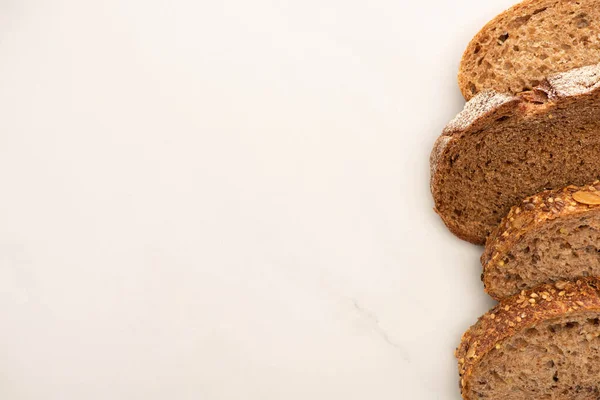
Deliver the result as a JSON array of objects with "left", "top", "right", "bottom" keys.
[
  {"left": 483, "top": 183, "right": 600, "bottom": 300},
  {"left": 431, "top": 63, "right": 600, "bottom": 245},
  {"left": 459, "top": 0, "right": 600, "bottom": 100},
  {"left": 457, "top": 278, "right": 600, "bottom": 399}
]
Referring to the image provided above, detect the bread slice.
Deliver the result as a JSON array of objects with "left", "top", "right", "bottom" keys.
[
  {"left": 457, "top": 278, "right": 600, "bottom": 399},
  {"left": 430, "top": 63, "right": 600, "bottom": 245},
  {"left": 482, "top": 183, "right": 600, "bottom": 300},
  {"left": 459, "top": 0, "right": 600, "bottom": 100}
]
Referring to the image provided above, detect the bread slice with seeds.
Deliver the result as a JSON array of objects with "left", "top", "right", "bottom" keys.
[
  {"left": 459, "top": 0, "right": 600, "bottom": 100},
  {"left": 431, "top": 62, "right": 600, "bottom": 245},
  {"left": 482, "top": 182, "right": 600, "bottom": 300},
  {"left": 457, "top": 277, "right": 600, "bottom": 400}
]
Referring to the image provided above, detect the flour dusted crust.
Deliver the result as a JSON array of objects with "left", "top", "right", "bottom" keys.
[
  {"left": 431, "top": 90, "right": 518, "bottom": 194},
  {"left": 546, "top": 63, "right": 600, "bottom": 98},
  {"left": 430, "top": 62, "right": 600, "bottom": 244},
  {"left": 456, "top": 278, "right": 600, "bottom": 399},
  {"left": 429, "top": 135, "right": 452, "bottom": 189},
  {"left": 443, "top": 91, "right": 517, "bottom": 134},
  {"left": 429, "top": 91, "right": 519, "bottom": 195}
]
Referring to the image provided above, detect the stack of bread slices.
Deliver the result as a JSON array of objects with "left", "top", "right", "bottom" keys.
[{"left": 430, "top": 0, "right": 600, "bottom": 398}]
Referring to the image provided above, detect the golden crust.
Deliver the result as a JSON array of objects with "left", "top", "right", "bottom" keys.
[
  {"left": 482, "top": 182, "right": 600, "bottom": 299},
  {"left": 456, "top": 277, "right": 600, "bottom": 400}
]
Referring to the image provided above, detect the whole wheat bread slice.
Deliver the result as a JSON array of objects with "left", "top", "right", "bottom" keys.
[
  {"left": 482, "top": 182, "right": 600, "bottom": 300},
  {"left": 431, "top": 63, "right": 600, "bottom": 245},
  {"left": 459, "top": 0, "right": 600, "bottom": 100},
  {"left": 457, "top": 277, "right": 600, "bottom": 399}
]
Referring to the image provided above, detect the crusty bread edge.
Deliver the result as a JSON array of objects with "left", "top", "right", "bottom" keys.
[
  {"left": 431, "top": 62, "right": 600, "bottom": 245},
  {"left": 429, "top": 91, "right": 520, "bottom": 244},
  {"left": 482, "top": 182, "right": 600, "bottom": 300},
  {"left": 456, "top": 277, "right": 600, "bottom": 400}
]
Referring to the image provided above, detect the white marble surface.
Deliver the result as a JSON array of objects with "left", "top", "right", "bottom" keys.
[{"left": 0, "top": 1, "right": 519, "bottom": 398}]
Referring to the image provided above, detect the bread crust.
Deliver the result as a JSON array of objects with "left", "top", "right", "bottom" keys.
[
  {"left": 482, "top": 182, "right": 600, "bottom": 299},
  {"left": 456, "top": 277, "right": 600, "bottom": 400},
  {"left": 430, "top": 63, "right": 600, "bottom": 244}
]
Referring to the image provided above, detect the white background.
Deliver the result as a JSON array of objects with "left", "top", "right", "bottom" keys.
[{"left": 0, "top": 0, "right": 518, "bottom": 398}]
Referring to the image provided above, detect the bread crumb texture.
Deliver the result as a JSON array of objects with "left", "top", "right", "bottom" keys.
[
  {"left": 457, "top": 277, "right": 600, "bottom": 399},
  {"left": 483, "top": 182, "right": 600, "bottom": 299},
  {"left": 431, "top": 62, "right": 600, "bottom": 244},
  {"left": 459, "top": 0, "right": 600, "bottom": 99}
]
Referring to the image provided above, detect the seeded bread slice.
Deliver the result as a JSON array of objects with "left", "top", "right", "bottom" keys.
[
  {"left": 457, "top": 278, "right": 600, "bottom": 400},
  {"left": 431, "top": 63, "right": 600, "bottom": 245},
  {"left": 459, "top": 0, "right": 600, "bottom": 100},
  {"left": 482, "top": 183, "right": 600, "bottom": 300}
]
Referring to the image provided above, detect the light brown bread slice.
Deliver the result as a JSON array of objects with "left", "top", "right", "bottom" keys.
[
  {"left": 431, "top": 63, "right": 600, "bottom": 245},
  {"left": 457, "top": 278, "right": 600, "bottom": 400},
  {"left": 459, "top": 0, "right": 600, "bottom": 100},
  {"left": 482, "top": 183, "right": 600, "bottom": 300}
]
